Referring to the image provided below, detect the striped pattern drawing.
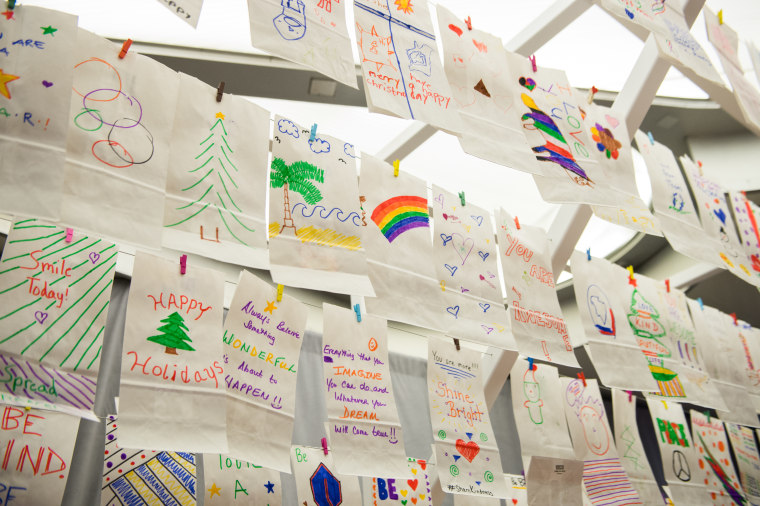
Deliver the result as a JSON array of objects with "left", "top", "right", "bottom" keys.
[
  {"left": 102, "top": 416, "right": 197, "bottom": 506},
  {"left": 584, "top": 458, "right": 642, "bottom": 506}
]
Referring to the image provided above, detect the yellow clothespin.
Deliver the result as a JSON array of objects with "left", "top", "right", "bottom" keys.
[
  {"left": 393, "top": 159, "right": 400, "bottom": 177},
  {"left": 718, "top": 9, "right": 723, "bottom": 25},
  {"left": 276, "top": 284, "right": 284, "bottom": 302}
]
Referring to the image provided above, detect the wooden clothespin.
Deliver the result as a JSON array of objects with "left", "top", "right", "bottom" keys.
[
  {"left": 216, "top": 81, "right": 225, "bottom": 102},
  {"left": 321, "top": 437, "right": 329, "bottom": 455},
  {"left": 458, "top": 191, "right": 466, "bottom": 207},
  {"left": 586, "top": 248, "right": 591, "bottom": 261},
  {"left": 464, "top": 16, "right": 472, "bottom": 31},
  {"left": 453, "top": 338, "right": 460, "bottom": 351},
  {"left": 529, "top": 55, "right": 537, "bottom": 72},
  {"left": 528, "top": 357, "right": 535, "bottom": 371},
  {"left": 587, "top": 86, "right": 598, "bottom": 105},
  {"left": 717, "top": 9, "right": 723, "bottom": 25},
  {"left": 626, "top": 390, "right": 633, "bottom": 403},
  {"left": 310, "top": 124, "right": 318, "bottom": 142},
  {"left": 354, "top": 303, "right": 362, "bottom": 323},
  {"left": 697, "top": 297, "right": 704, "bottom": 310},
  {"left": 514, "top": 216, "right": 520, "bottom": 230},
  {"left": 665, "top": 279, "right": 670, "bottom": 293},
  {"left": 119, "top": 39, "right": 133, "bottom": 59},
  {"left": 276, "top": 284, "right": 284, "bottom": 302},
  {"left": 393, "top": 159, "right": 400, "bottom": 177},
  {"left": 65, "top": 227, "right": 74, "bottom": 243},
  {"left": 577, "top": 372, "right": 587, "bottom": 387},
  {"left": 730, "top": 312, "right": 738, "bottom": 326},
  {"left": 647, "top": 131, "right": 655, "bottom": 145},
  {"left": 179, "top": 254, "right": 187, "bottom": 275}
]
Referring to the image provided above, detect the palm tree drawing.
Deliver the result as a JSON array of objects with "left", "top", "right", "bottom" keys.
[{"left": 270, "top": 157, "right": 324, "bottom": 234}]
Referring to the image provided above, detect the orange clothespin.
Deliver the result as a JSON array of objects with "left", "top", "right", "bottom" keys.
[
  {"left": 514, "top": 216, "right": 520, "bottom": 230},
  {"left": 587, "top": 86, "right": 598, "bottom": 105},
  {"left": 453, "top": 338, "right": 460, "bottom": 351},
  {"left": 276, "top": 284, "right": 284, "bottom": 302},
  {"left": 393, "top": 159, "right": 400, "bottom": 177},
  {"left": 464, "top": 16, "right": 472, "bottom": 31},
  {"left": 321, "top": 437, "right": 328, "bottom": 455},
  {"left": 529, "top": 55, "right": 537, "bottom": 72},
  {"left": 65, "top": 227, "right": 74, "bottom": 243},
  {"left": 179, "top": 254, "right": 187, "bottom": 275},
  {"left": 730, "top": 312, "right": 738, "bottom": 326},
  {"left": 216, "top": 81, "right": 225, "bottom": 102},
  {"left": 119, "top": 38, "right": 132, "bottom": 59},
  {"left": 577, "top": 372, "right": 587, "bottom": 387},
  {"left": 665, "top": 279, "right": 670, "bottom": 293}
]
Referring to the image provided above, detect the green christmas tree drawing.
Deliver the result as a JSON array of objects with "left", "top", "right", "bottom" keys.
[
  {"left": 166, "top": 112, "right": 256, "bottom": 245},
  {"left": 627, "top": 289, "right": 676, "bottom": 382},
  {"left": 147, "top": 312, "right": 194, "bottom": 355},
  {"left": 270, "top": 157, "right": 324, "bottom": 235}
]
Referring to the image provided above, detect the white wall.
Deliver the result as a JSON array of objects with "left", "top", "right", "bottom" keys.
[{"left": 687, "top": 132, "right": 760, "bottom": 191}]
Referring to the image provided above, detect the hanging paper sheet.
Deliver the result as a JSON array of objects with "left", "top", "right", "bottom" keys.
[
  {"left": 321, "top": 303, "right": 406, "bottom": 477},
  {"left": 749, "top": 41, "right": 760, "bottom": 90},
  {"left": 118, "top": 251, "right": 227, "bottom": 452},
  {"left": 268, "top": 115, "right": 373, "bottom": 296},
  {"left": 0, "top": 403, "right": 79, "bottom": 506},
  {"left": 0, "top": 6, "right": 77, "bottom": 220},
  {"left": 454, "top": 493, "right": 502, "bottom": 505},
  {"left": 102, "top": 415, "right": 197, "bottom": 506},
  {"left": 223, "top": 270, "right": 307, "bottom": 472},
  {"left": 427, "top": 338, "right": 507, "bottom": 498},
  {"left": 612, "top": 389, "right": 666, "bottom": 505},
  {"left": 729, "top": 191, "right": 760, "bottom": 270},
  {"left": 156, "top": 0, "right": 204, "bottom": 28},
  {"left": 646, "top": 399, "right": 710, "bottom": 505},
  {"left": 505, "top": 473, "right": 528, "bottom": 505},
  {"left": 248, "top": 0, "right": 357, "bottom": 88},
  {"left": 362, "top": 457, "right": 434, "bottom": 506},
  {"left": 570, "top": 251, "right": 657, "bottom": 392},
  {"left": 202, "top": 453, "right": 282, "bottom": 504},
  {"left": 431, "top": 186, "right": 514, "bottom": 349},
  {"left": 690, "top": 411, "right": 748, "bottom": 505},
  {"left": 720, "top": 54, "right": 760, "bottom": 133},
  {"left": 703, "top": 7, "right": 741, "bottom": 69},
  {"left": 435, "top": 6, "right": 539, "bottom": 172},
  {"left": 496, "top": 209, "right": 578, "bottom": 367},
  {"left": 726, "top": 422, "right": 760, "bottom": 504},
  {"left": 61, "top": 29, "right": 179, "bottom": 248},
  {"left": 361, "top": 153, "right": 446, "bottom": 331},
  {"left": 560, "top": 378, "right": 643, "bottom": 506},
  {"left": 290, "top": 444, "right": 362, "bottom": 506},
  {"left": 0, "top": 218, "right": 116, "bottom": 419},
  {"left": 353, "top": 0, "right": 460, "bottom": 132},
  {"left": 626, "top": 273, "right": 725, "bottom": 409},
  {"left": 526, "top": 456, "right": 583, "bottom": 506},
  {"left": 510, "top": 357, "right": 576, "bottom": 460},
  {"left": 163, "top": 73, "right": 270, "bottom": 268}
]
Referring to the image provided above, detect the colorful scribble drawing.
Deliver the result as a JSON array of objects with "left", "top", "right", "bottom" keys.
[
  {"left": 0, "top": 68, "right": 20, "bottom": 99},
  {"left": 165, "top": 112, "right": 257, "bottom": 245},
  {"left": 669, "top": 192, "right": 688, "bottom": 213},
  {"left": 273, "top": 0, "right": 307, "bottom": 41},
  {"left": 586, "top": 285, "right": 616, "bottom": 337},
  {"left": 518, "top": 77, "right": 590, "bottom": 183},
  {"left": 584, "top": 458, "right": 643, "bottom": 505},
  {"left": 269, "top": 157, "right": 324, "bottom": 235},
  {"left": 406, "top": 41, "right": 433, "bottom": 76},
  {"left": 522, "top": 367, "right": 544, "bottom": 424},
  {"left": 696, "top": 432, "right": 747, "bottom": 505},
  {"left": 627, "top": 289, "right": 684, "bottom": 397},
  {"left": 147, "top": 312, "right": 194, "bottom": 355},
  {"left": 590, "top": 123, "right": 621, "bottom": 160},
  {"left": 102, "top": 416, "right": 197, "bottom": 506},
  {"left": 371, "top": 195, "right": 429, "bottom": 243},
  {"left": 356, "top": 24, "right": 397, "bottom": 73}
]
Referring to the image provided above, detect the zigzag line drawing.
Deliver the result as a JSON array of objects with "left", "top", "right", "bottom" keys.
[{"left": 290, "top": 203, "right": 362, "bottom": 226}]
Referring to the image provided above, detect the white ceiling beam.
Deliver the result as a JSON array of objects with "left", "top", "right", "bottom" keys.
[
  {"left": 505, "top": 0, "right": 594, "bottom": 55},
  {"left": 373, "top": 121, "right": 437, "bottom": 163}
]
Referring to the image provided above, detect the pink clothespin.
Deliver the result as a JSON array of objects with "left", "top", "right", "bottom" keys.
[
  {"left": 665, "top": 279, "right": 670, "bottom": 293},
  {"left": 514, "top": 216, "right": 520, "bottom": 230},
  {"left": 529, "top": 55, "right": 537, "bottom": 72},
  {"left": 626, "top": 390, "right": 633, "bottom": 403},
  {"left": 119, "top": 38, "right": 132, "bottom": 59},
  {"left": 65, "top": 227, "right": 74, "bottom": 243},
  {"left": 464, "top": 16, "right": 472, "bottom": 31},
  {"left": 180, "top": 254, "right": 187, "bottom": 275},
  {"left": 321, "top": 437, "right": 329, "bottom": 455},
  {"left": 577, "top": 372, "right": 587, "bottom": 387}
]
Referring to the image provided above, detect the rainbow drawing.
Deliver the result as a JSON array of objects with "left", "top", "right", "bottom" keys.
[{"left": 371, "top": 195, "right": 429, "bottom": 243}]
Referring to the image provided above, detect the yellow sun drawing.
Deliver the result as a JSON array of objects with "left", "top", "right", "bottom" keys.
[{"left": 394, "top": 0, "right": 413, "bottom": 14}]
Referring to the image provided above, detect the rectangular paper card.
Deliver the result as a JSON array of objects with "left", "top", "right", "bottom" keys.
[
  {"left": 505, "top": 473, "right": 528, "bottom": 505},
  {"left": 0, "top": 404, "right": 79, "bottom": 506},
  {"left": 0, "top": 6, "right": 77, "bottom": 220},
  {"left": 202, "top": 453, "right": 281, "bottom": 504},
  {"left": 704, "top": 7, "right": 741, "bottom": 69},
  {"left": 0, "top": 217, "right": 116, "bottom": 418},
  {"left": 571, "top": 251, "right": 657, "bottom": 391},
  {"left": 61, "top": 29, "right": 179, "bottom": 248},
  {"left": 361, "top": 153, "right": 447, "bottom": 331},
  {"left": 102, "top": 415, "right": 197, "bottom": 506},
  {"left": 268, "top": 115, "right": 373, "bottom": 296},
  {"left": 431, "top": 186, "right": 514, "bottom": 349},
  {"left": 726, "top": 422, "right": 760, "bottom": 504},
  {"left": 290, "top": 445, "right": 362, "bottom": 506},
  {"left": 157, "top": 0, "right": 204, "bottom": 28},
  {"left": 526, "top": 456, "right": 583, "bottom": 506},
  {"left": 322, "top": 303, "right": 406, "bottom": 477},
  {"left": 560, "top": 378, "right": 643, "bottom": 506},
  {"left": 510, "top": 357, "right": 576, "bottom": 460},
  {"left": 729, "top": 191, "right": 760, "bottom": 267},
  {"left": 690, "top": 411, "right": 748, "bottom": 505},
  {"left": 362, "top": 458, "right": 434, "bottom": 506},
  {"left": 163, "top": 73, "right": 270, "bottom": 268},
  {"left": 436, "top": 5, "right": 539, "bottom": 172},
  {"left": 353, "top": 0, "right": 460, "bottom": 131},
  {"left": 248, "top": 0, "right": 356, "bottom": 88},
  {"left": 223, "top": 270, "right": 307, "bottom": 472},
  {"left": 427, "top": 338, "right": 507, "bottom": 498},
  {"left": 118, "top": 251, "right": 227, "bottom": 452},
  {"left": 612, "top": 389, "right": 665, "bottom": 505},
  {"left": 496, "top": 209, "right": 578, "bottom": 367}
]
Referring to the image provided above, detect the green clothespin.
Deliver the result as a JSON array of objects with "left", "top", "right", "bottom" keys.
[{"left": 458, "top": 191, "right": 466, "bottom": 206}]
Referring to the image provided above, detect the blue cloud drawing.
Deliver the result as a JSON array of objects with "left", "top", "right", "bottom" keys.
[
  {"left": 310, "top": 138, "right": 330, "bottom": 154},
  {"left": 344, "top": 143, "right": 356, "bottom": 158},
  {"left": 278, "top": 119, "right": 299, "bottom": 138}
]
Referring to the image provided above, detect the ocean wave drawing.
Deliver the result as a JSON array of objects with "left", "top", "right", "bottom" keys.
[{"left": 291, "top": 203, "right": 362, "bottom": 226}]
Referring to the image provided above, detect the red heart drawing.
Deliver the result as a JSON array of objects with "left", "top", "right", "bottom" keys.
[
  {"left": 455, "top": 439, "right": 480, "bottom": 462},
  {"left": 407, "top": 479, "right": 418, "bottom": 491},
  {"left": 512, "top": 499, "right": 519, "bottom": 505},
  {"left": 418, "top": 460, "right": 427, "bottom": 470}
]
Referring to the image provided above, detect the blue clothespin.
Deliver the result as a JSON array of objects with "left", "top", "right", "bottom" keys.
[
  {"left": 586, "top": 248, "right": 591, "bottom": 261},
  {"left": 354, "top": 303, "right": 362, "bottom": 323},
  {"left": 697, "top": 297, "right": 704, "bottom": 310},
  {"left": 7, "top": 0, "right": 15, "bottom": 9},
  {"left": 310, "top": 123, "right": 317, "bottom": 142},
  {"left": 647, "top": 131, "right": 654, "bottom": 145},
  {"left": 527, "top": 357, "right": 534, "bottom": 371}
]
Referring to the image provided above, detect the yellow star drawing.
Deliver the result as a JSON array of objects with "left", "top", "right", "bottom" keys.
[
  {"left": 0, "top": 69, "right": 20, "bottom": 100},
  {"left": 208, "top": 483, "right": 221, "bottom": 497},
  {"left": 215, "top": 111, "right": 225, "bottom": 120},
  {"left": 264, "top": 300, "right": 278, "bottom": 314}
]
